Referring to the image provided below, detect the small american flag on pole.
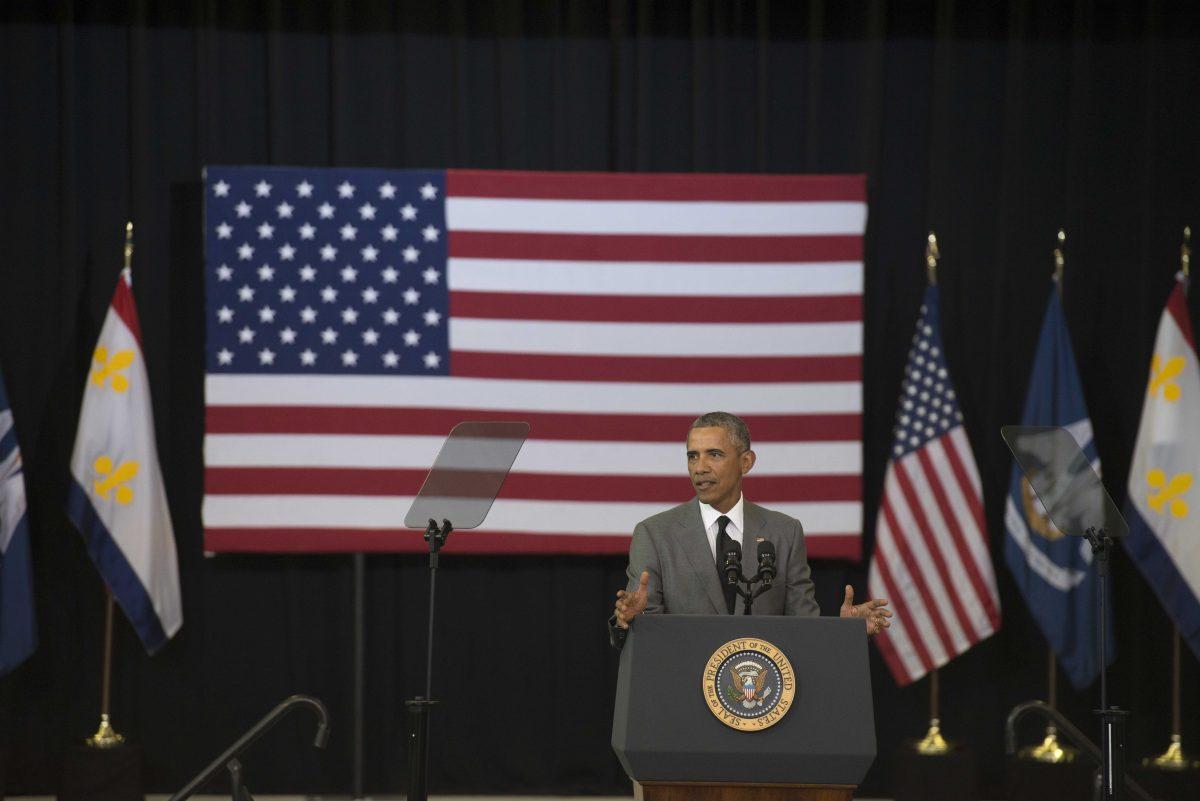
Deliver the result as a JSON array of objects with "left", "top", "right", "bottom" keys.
[
  {"left": 868, "top": 282, "right": 1001, "bottom": 685},
  {"left": 202, "top": 167, "right": 867, "bottom": 555}
]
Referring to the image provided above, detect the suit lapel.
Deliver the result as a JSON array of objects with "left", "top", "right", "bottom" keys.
[
  {"left": 735, "top": 503, "right": 766, "bottom": 614},
  {"left": 678, "top": 501, "right": 727, "bottom": 614}
]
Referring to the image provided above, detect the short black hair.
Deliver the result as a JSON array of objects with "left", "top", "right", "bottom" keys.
[{"left": 688, "top": 411, "right": 751, "bottom": 453}]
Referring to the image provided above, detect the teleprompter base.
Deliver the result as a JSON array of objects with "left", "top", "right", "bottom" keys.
[{"left": 635, "top": 780, "right": 854, "bottom": 801}]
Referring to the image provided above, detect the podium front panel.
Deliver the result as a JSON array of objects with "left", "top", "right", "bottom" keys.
[{"left": 612, "top": 615, "right": 875, "bottom": 785}]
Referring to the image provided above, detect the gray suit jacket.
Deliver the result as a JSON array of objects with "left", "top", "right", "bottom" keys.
[{"left": 609, "top": 499, "right": 820, "bottom": 648}]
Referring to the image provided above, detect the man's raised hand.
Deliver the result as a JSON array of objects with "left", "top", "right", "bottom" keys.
[
  {"left": 839, "top": 584, "right": 892, "bottom": 637},
  {"left": 614, "top": 570, "right": 650, "bottom": 629}
]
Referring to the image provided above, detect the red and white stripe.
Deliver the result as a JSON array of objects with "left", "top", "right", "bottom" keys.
[
  {"left": 204, "top": 170, "right": 867, "bottom": 555},
  {"left": 869, "top": 426, "right": 1000, "bottom": 684}
]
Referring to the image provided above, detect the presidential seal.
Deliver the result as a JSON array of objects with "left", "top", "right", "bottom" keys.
[{"left": 702, "top": 638, "right": 795, "bottom": 731}]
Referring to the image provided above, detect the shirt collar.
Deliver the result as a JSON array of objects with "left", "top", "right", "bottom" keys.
[{"left": 699, "top": 493, "right": 745, "bottom": 536}]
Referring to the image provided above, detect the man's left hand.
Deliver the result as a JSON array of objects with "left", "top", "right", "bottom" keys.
[{"left": 839, "top": 585, "right": 892, "bottom": 637}]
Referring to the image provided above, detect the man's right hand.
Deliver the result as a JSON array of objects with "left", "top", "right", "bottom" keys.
[{"left": 614, "top": 570, "right": 650, "bottom": 628}]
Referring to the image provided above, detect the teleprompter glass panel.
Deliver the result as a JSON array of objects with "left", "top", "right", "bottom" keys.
[
  {"left": 1001, "top": 425, "right": 1128, "bottom": 540},
  {"left": 404, "top": 421, "right": 530, "bottom": 530}
]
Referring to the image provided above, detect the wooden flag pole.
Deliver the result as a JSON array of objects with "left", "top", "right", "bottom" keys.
[
  {"left": 85, "top": 223, "right": 134, "bottom": 750},
  {"left": 86, "top": 589, "right": 124, "bottom": 747},
  {"left": 1146, "top": 627, "right": 1194, "bottom": 768},
  {"left": 916, "top": 667, "right": 950, "bottom": 754},
  {"left": 1021, "top": 648, "right": 1076, "bottom": 762}
]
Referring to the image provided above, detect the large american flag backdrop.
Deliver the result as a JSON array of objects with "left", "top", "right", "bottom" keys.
[{"left": 202, "top": 167, "right": 866, "bottom": 556}]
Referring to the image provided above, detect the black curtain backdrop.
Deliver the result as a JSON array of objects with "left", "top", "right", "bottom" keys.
[{"left": 1, "top": 1, "right": 1199, "bottom": 798}]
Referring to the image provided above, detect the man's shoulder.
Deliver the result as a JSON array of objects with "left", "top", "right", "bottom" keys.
[
  {"left": 747, "top": 501, "right": 803, "bottom": 534},
  {"left": 636, "top": 499, "right": 697, "bottom": 532}
]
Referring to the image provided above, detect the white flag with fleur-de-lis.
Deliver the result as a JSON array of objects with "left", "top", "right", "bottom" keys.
[
  {"left": 1124, "top": 274, "right": 1200, "bottom": 662},
  {"left": 67, "top": 268, "right": 182, "bottom": 653}
]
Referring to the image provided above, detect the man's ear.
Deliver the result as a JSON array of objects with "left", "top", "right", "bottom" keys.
[{"left": 741, "top": 449, "right": 756, "bottom": 476}]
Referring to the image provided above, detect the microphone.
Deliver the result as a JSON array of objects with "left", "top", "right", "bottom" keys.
[
  {"left": 757, "top": 539, "right": 777, "bottom": 587},
  {"left": 722, "top": 540, "right": 743, "bottom": 586}
]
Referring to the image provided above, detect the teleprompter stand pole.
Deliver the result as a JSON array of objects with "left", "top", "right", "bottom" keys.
[
  {"left": 1084, "top": 526, "right": 1128, "bottom": 801},
  {"left": 406, "top": 517, "right": 452, "bottom": 801}
]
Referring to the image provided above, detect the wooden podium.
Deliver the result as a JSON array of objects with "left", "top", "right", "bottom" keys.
[{"left": 612, "top": 615, "right": 875, "bottom": 801}]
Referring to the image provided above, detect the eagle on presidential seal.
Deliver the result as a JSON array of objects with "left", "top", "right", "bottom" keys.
[{"left": 724, "top": 660, "right": 773, "bottom": 709}]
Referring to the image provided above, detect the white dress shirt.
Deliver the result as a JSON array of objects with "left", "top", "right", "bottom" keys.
[{"left": 699, "top": 494, "right": 745, "bottom": 561}]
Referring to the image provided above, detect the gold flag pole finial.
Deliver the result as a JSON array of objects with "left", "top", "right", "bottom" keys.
[
  {"left": 1183, "top": 226, "right": 1192, "bottom": 281},
  {"left": 1053, "top": 229, "right": 1066, "bottom": 292},
  {"left": 123, "top": 221, "right": 134, "bottom": 273},
  {"left": 925, "top": 232, "right": 940, "bottom": 286}
]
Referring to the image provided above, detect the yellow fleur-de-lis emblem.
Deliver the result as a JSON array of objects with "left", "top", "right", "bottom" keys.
[
  {"left": 93, "top": 456, "right": 139, "bottom": 505},
  {"left": 90, "top": 346, "right": 135, "bottom": 393},
  {"left": 1146, "top": 469, "right": 1191, "bottom": 518},
  {"left": 1148, "top": 354, "right": 1185, "bottom": 402}
]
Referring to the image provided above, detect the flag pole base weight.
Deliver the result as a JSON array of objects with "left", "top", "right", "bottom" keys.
[
  {"left": 914, "top": 719, "right": 951, "bottom": 755},
  {"left": 1144, "top": 735, "right": 1199, "bottom": 771},
  {"left": 1020, "top": 725, "right": 1077, "bottom": 763},
  {"left": 85, "top": 714, "right": 125, "bottom": 749}
]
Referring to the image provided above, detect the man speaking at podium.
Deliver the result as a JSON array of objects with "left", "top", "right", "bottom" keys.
[{"left": 609, "top": 412, "right": 890, "bottom": 649}]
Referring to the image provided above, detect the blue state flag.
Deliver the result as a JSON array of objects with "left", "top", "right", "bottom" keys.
[
  {"left": 0, "top": 365, "right": 36, "bottom": 674},
  {"left": 1004, "top": 289, "right": 1112, "bottom": 688}
]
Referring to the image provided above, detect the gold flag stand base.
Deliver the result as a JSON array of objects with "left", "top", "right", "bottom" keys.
[
  {"left": 1144, "top": 735, "right": 1199, "bottom": 771},
  {"left": 1019, "top": 726, "right": 1077, "bottom": 763},
  {"left": 85, "top": 713, "right": 125, "bottom": 749},
  {"left": 915, "top": 718, "right": 951, "bottom": 755}
]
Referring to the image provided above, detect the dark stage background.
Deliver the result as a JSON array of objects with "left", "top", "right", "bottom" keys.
[{"left": 1, "top": 1, "right": 1199, "bottom": 798}]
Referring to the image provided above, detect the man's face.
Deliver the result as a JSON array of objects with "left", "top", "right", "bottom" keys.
[{"left": 686, "top": 426, "right": 755, "bottom": 513}]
